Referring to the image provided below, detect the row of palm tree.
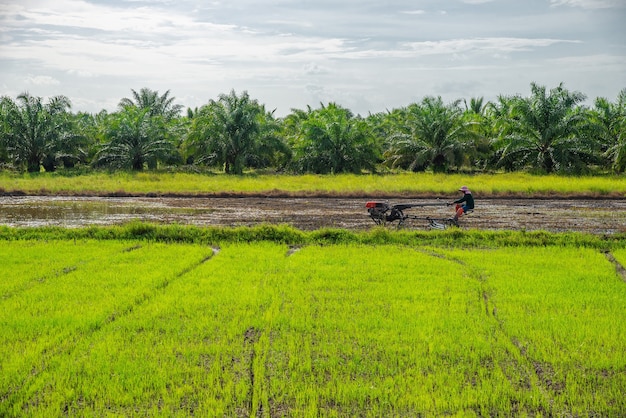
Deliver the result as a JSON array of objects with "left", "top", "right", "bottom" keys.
[{"left": 1, "top": 83, "right": 625, "bottom": 174}]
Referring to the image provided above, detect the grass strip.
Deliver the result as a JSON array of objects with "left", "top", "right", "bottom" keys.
[
  {"left": 0, "top": 223, "right": 624, "bottom": 250},
  {"left": 1, "top": 172, "right": 625, "bottom": 198}
]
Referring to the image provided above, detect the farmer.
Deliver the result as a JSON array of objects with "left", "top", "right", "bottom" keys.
[{"left": 448, "top": 186, "right": 474, "bottom": 225}]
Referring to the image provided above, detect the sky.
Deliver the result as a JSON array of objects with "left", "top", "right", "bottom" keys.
[{"left": 1, "top": 0, "right": 625, "bottom": 117}]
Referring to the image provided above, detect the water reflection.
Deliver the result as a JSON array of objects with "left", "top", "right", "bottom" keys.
[{"left": 0, "top": 196, "right": 210, "bottom": 228}]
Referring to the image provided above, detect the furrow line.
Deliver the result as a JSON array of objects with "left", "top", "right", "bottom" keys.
[
  {"left": 98, "top": 249, "right": 216, "bottom": 332},
  {"left": 2, "top": 244, "right": 141, "bottom": 301},
  {"left": 1, "top": 265, "right": 78, "bottom": 301},
  {"left": 12, "top": 248, "right": 217, "bottom": 412},
  {"left": 420, "top": 249, "right": 558, "bottom": 408},
  {"left": 603, "top": 250, "right": 626, "bottom": 282}
]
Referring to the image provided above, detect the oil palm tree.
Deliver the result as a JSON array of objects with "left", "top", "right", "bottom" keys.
[
  {"left": 247, "top": 108, "right": 292, "bottom": 170},
  {"left": 383, "top": 96, "right": 475, "bottom": 172},
  {"left": 0, "top": 93, "right": 80, "bottom": 172},
  {"left": 118, "top": 88, "right": 183, "bottom": 121},
  {"left": 462, "top": 96, "right": 494, "bottom": 170},
  {"left": 187, "top": 90, "right": 282, "bottom": 174},
  {"left": 463, "top": 97, "right": 487, "bottom": 115},
  {"left": 94, "top": 106, "right": 174, "bottom": 170},
  {"left": 285, "top": 103, "right": 379, "bottom": 174},
  {"left": 589, "top": 88, "right": 626, "bottom": 172},
  {"left": 495, "top": 82, "right": 593, "bottom": 173}
]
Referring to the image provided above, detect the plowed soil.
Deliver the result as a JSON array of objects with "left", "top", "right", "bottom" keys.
[{"left": 1, "top": 196, "right": 624, "bottom": 234}]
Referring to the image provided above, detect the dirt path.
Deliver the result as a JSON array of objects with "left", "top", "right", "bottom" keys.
[{"left": 0, "top": 196, "right": 624, "bottom": 234}]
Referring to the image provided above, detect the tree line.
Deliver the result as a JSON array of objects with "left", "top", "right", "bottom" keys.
[{"left": 1, "top": 83, "right": 624, "bottom": 175}]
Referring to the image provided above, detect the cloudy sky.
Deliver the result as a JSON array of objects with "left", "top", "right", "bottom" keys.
[{"left": 1, "top": 0, "right": 624, "bottom": 116}]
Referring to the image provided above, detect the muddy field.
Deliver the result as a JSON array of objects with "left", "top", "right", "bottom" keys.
[{"left": 0, "top": 195, "right": 625, "bottom": 234}]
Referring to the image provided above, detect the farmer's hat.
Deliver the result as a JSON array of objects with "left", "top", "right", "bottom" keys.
[{"left": 459, "top": 186, "right": 471, "bottom": 194}]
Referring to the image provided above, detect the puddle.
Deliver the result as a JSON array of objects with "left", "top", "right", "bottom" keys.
[{"left": 0, "top": 196, "right": 212, "bottom": 228}]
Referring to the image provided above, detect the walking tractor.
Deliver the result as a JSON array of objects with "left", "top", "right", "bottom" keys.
[{"left": 365, "top": 201, "right": 462, "bottom": 229}]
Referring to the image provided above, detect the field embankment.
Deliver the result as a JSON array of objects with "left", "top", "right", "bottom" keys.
[
  {"left": 1, "top": 223, "right": 625, "bottom": 249},
  {"left": 1, "top": 172, "right": 625, "bottom": 199}
]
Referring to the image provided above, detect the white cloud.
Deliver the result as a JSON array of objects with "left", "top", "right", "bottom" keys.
[
  {"left": 66, "top": 69, "right": 95, "bottom": 78},
  {"left": 0, "top": 0, "right": 355, "bottom": 82},
  {"left": 403, "top": 38, "right": 581, "bottom": 54},
  {"left": 25, "top": 75, "right": 60, "bottom": 85},
  {"left": 1, "top": 0, "right": 236, "bottom": 40},
  {"left": 0, "top": 0, "right": 623, "bottom": 116},
  {"left": 549, "top": 0, "right": 626, "bottom": 8},
  {"left": 332, "top": 38, "right": 581, "bottom": 60},
  {"left": 303, "top": 63, "right": 330, "bottom": 75},
  {"left": 547, "top": 53, "right": 626, "bottom": 71},
  {"left": 460, "top": 0, "right": 496, "bottom": 4}
]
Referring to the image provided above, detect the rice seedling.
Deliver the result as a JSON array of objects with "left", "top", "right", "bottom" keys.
[
  {"left": 611, "top": 248, "right": 626, "bottom": 267},
  {"left": 0, "top": 240, "right": 128, "bottom": 298},
  {"left": 0, "top": 241, "right": 212, "bottom": 416},
  {"left": 437, "top": 246, "right": 626, "bottom": 416},
  {"left": 1, "top": 241, "right": 623, "bottom": 416}
]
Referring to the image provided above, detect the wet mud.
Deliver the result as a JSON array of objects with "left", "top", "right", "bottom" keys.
[{"left": 0, "top": 195, "right": 624, "bottom": 234}]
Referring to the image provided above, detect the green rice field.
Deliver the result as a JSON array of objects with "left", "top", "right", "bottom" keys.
[{"left": 1, "top": 236, "right": 625, "bottom": 417}]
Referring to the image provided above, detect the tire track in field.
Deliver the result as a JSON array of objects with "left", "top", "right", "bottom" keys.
[
  {"left": 420, "top": 249, "right": 556, "bottom": 412},
  {"left": 99, "top": 248, "right": 215, "bottom": 326},
  {"left": 1, "top": 265, "right": 77, "bottom": 301},
  {"left": 603, "top": 251, "right": 626, "bottom": 282},
  {"left": 417, "top": 248, "right": 495, "bottom": 316},
  {"left": 245, "top": 299, "right": 279, "bottom": 416},
  {"left": 1, "top": 245, "right": 144, "bottom": 410},
  {"left": 6, "top": 246, "right": 218, "bottom": 414},
  {"left": 243, "top": 326, "right": 261, "bottom": 415},
  {"left": 0, "top": 244, "right": 141, "bottom": 301},
  {"left": 243, "top": 249, "right": 291, "bottom": 417}
]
